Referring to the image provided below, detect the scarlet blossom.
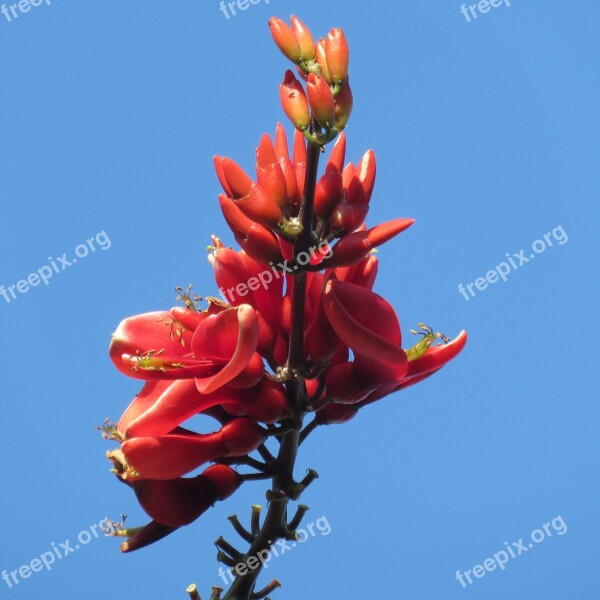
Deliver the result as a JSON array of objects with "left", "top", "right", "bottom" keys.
[
  {"left": 121, "top": 418, "right": 265, "bottom": 480},
  {"left": 131, "top": 465, "right": 241, "bottom": 527},
  {"left": 109, "top": 304, "right": 263, "bottom": 394},
  {"left": 103, "top": 16, "right": 466, "bottom": 566}
]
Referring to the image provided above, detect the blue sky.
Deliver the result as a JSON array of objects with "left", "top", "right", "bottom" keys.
[{"left": 1, "top": 1, "right": 598, "bottom": 598}]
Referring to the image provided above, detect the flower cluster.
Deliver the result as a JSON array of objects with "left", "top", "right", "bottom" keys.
[{"left": 102, "top": 15, "right": 466, "bottom": 559}]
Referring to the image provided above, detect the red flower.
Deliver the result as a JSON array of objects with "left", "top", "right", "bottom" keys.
[
  {"left": 121, "top": 418, "right": 265, "bottom": 480},
  {"left": 321, "top": 279, "right": 467, "bottom": 402},
  {"left": 104, "top": 18, "right": 467, "bottom": 555},
  {"left": 109, "top": 304, "right": 263, "bottom": 394},
  {"left": 132, "top": 465, "right": 241, "bottom": 527}
]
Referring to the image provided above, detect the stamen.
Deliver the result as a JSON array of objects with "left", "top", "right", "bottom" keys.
[
  {"left": 157, "top": 315, "right": 188, "bottom": 347},
  {"left": 95, "top": 418, "right": 124, "bottom": 443},
  {"left": 127, "top": 349, "right": 185, "bottom": 373},
  {"left": 176, "top": 284, "right": 202, "bottom": 312},
  {"left": 405, "top": 323, "right": 451, "bottom": 360}
]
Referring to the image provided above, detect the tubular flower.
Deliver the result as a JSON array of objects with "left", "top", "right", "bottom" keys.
[
  {"left": 103, "top": 15, "right": 466, "bottom": 560},
  {"left": 109, "top": 304, "right": 263, "bottom": 394},
  {"left": 320, "top": 280, "right": 467, "bottom": 402},
  {"left": 121, "top": 418, "right": 265, "bottom": 480},
  {"left": 132, "top": 464, "right": 241, "bottom": 527}
]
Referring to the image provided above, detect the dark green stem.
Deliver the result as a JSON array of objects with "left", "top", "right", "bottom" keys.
[{"left": 221, "top": 142, "right": 321, "bottom": 600}]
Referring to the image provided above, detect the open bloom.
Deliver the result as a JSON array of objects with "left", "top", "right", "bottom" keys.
[
  {"left": 317, "top": 279, "right": 467, "bottom": 416},
  {"left": 109, "top": 304, "right": 264, "bottom": 394}
]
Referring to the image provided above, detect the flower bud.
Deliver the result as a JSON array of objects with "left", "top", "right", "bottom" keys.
[
  {"left": 325, "top": 362, "right": 372, "bottom": 404},
  {"left": 325, "top": 219, "right": 415, "bottom": 268},
  {"left": 269, "top": 17, "right": 302, "bottom": 63},
  {"left": 325, "top": 28, "right": 349, "bottom": 84},
  {"left": 329, "top": 199, "right": 369, "bottom": 233},
  {"left": 218, "top": 157, "right": 254, "bottom": 199},
  {"left": 256, "top": 134, "right": 288, "bottom": 209},
  {"left": 221, "top": 417, "right": 266, "bottom": 455},
  {"left": 307, "top": 73, "right": 335, "bottom": 129},
  {"left": 280, "top": 70, "right": 310, "bottom": 131},
  {"left": 233, "top": 183, "right": 284, "bottom": 229},
  {"left": 203, "top": 464, "right": 242, "bottom": 499},
  {"left": 315, "top": 39, "right": 332, "bottom": 84},
  {"left": 334, "top": 81, "right": 353, "bottom": 129},
  {"left": 326, "top": 132, "right": 346, "bottom": 173},
  {"left": 316, "top": 402, "right": 358, "bottom": 425},
  {"left": 244, "top": 380, "right": 291, "bottom": 424},
  {"left": 291, "top": 16, "right": 315, "bottom": 61},
  {"left": 274, "top": 123, "right": 301, "bottom": 203},
  {"left": 242, "top": 223, "right": 284, "bottom": 265},
  {"left": 356, "top": 149, "right": 376, "bottom": 203},
  {"left": 315, "top": 170, "right": 344, "bottom": 219}
]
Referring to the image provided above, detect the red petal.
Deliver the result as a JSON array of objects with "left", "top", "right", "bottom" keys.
[
  {"left": 193, "top": 306, "right": 259, "bottom": 394},
  {"left": 133, "top": 476, "right": 217, "bottom": 527},
  {"left": 125, "top": 380, "right": 248, "bottom": 438},
  {"left": 407, "top": 330, "right": 468, "bottom": 377},
  {"left": 110, "top": 312, "right": 192, "bottom": 378}
]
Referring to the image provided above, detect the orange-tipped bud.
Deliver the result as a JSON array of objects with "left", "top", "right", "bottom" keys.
[
  {"left": 280, "top": 70, "right": 310, "bottom": 131},
  {"left": 291, "top": 16, "right": 315, "bottom": 61},
  {"left": 269, "top": 16, "right": 302, "bottom": 63},
  {"left": 307, "top": 73, "right": 336, "bottom": 129},
  {"left": 325, "top": 28, "right": 349, "bottom": 84},
  {"left": 334, "top": 82, "right": 353, "bottom": 129},
  {"left": 315, "top": 39, "right": 332, "bottom": 84}
]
